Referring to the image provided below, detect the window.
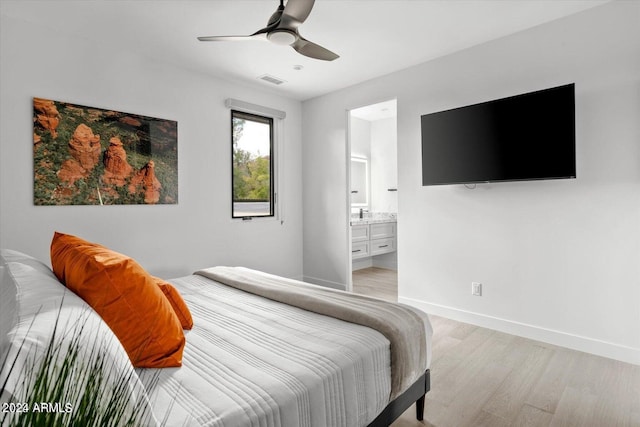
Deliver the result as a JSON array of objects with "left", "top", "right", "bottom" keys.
[{"left": 232, "top": 110, "right": 274, "bottom": 218}]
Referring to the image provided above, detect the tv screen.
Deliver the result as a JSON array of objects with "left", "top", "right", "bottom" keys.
[{"left": 421, "top": 83, "right": 575, "bottom": 186}]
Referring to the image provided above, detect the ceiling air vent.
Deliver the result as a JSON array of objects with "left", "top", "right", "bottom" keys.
[{"left": 258, "top": 74, "right": 286, "bottom": 85}]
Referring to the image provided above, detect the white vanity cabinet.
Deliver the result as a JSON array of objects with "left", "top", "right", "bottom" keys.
[
  {"left": 351, "top": 221, "right": 396, "bottom": 261},
  {"left": 369, "top": 222, "right": 396, "bottom": 256},
  {"left": 370, "top": 222, "right": 396, "bottom": 241},
  {"left": 351, "top": 224, "right": 370, "bottom": 242},
  {"left": 370, "top": 237, "right": 396, "bottom": 256},
  {"left": 351, "top": 224, "right": 370, "bottom": 259}
]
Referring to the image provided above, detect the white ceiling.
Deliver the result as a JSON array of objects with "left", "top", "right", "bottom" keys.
[
  {"left": 351, "top": 99, "right": 397, "bottom": 122},
  {"left": 1, "top": 0, "right": 610, "bottom": 101}
]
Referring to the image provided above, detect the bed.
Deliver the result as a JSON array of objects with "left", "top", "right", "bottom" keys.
[{"left": 1, "top": 238, "right": 432, "bottom": 427}]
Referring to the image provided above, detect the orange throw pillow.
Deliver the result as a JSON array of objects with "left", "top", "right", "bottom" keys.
[
  {"left": 155, "top": 278, "right": 193, "bottom": 330},
  {"left": 50, "top": 232, "right": 185, "bottom": 368}
]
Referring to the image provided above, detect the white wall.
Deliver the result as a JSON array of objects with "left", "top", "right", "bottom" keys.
[
  {"left": 0, "top": 13, "right": 303, "bottom": 280},
  {"left": 350, "top": 117, "right": 371, "bottom": 160},
  {"left": 370, "top": 117, "right": 397, "bottom": 213},
  {"left": 302, "top": 1, "right": 640, "bottom": 364}
]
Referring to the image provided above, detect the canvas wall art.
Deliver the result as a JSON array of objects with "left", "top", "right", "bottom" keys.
[{"left": 33, "top": 97, "right": 178, "bottom": 205}]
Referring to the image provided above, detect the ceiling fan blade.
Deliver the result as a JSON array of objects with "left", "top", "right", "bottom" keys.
[
  {"left": 292, "top": 36, "right": 339, "bottom": 61},
  {"left": 198, "top": 35, "right": 251, "bottom": 42},
  {"left": 198, "top": 33, "right": 267, "bottom": 42},
  {"left": 282, "top": 0, "right": 315, "bottom": 25}
]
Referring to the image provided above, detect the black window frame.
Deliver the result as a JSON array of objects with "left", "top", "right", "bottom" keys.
[{"left": 231, "top": 110, "right": 275, "bottom": 219}]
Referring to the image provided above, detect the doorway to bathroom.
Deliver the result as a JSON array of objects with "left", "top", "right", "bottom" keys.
[{"left": 348, "top": 99, "right": 398, "bottom": 302}]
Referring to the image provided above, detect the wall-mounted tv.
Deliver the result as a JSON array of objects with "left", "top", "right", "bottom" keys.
[{"left": 421, "top": 83, "right": 575, "bottom": 186}]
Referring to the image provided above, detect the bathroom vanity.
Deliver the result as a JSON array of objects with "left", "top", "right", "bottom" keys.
[{"left": 351, "top": 214, "right": 397, "bottom": 270}]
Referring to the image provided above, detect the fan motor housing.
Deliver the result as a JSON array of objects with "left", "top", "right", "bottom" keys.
[{"left": 268, "top": 29, "right": 297, "bottom": 46}]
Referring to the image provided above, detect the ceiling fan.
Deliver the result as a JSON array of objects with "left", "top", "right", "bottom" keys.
[{"left": 198, "top": 0, "right": 339, "bottom": 61}]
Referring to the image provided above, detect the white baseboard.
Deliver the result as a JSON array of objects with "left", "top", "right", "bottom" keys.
[
  {"left": 352, "top": 258, "right": 372, "bottom": 271},
  {"left": 303, "top": 275, "right": 346, "bottom": 291},
  {"left": 372, "top": 255, "right": 397, "bottom": 270},
  {"left": 400, "top": 297, "right": 640, "bottom": 366},
  {"left": 352, "top": 254, "right": 397, "bottom": 271}
]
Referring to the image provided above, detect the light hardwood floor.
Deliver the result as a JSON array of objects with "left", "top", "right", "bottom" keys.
[{"left": 352, "top": 267, "right": 640, "bottom": 427}]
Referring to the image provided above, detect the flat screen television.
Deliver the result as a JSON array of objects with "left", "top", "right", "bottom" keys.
[{"left": 421, "top": 83, "right": 575, "bottom": 186}]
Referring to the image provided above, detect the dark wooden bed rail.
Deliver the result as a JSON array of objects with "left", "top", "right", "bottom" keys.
[{"left": 367, "top": 369, "right": 430, "bottom": 426}]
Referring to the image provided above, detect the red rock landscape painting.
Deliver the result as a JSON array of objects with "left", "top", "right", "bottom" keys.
[{"left": 33, "top": 98, "right": 178, "bottom": 205}]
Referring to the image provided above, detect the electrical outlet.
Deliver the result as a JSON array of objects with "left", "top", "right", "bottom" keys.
[{"left": 472, "top": 282, "right": 482, "bottom": 296}]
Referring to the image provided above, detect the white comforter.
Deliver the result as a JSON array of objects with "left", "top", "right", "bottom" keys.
[{"left": 140, "top": 273, "right": 431, "bottom": 427}]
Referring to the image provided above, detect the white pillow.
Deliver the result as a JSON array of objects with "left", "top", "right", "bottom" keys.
[
  {"left": 0, "top": 252, "right": 19, "bottom": 367},
  {"left": 0, "top": 249, "right": 54, "bottom": 275},
  {"left": 0, "top": 265, "right": 17, "bottom": 338},
  {"left": 0, "top": 250, "right": 157, "bottom": 425}
]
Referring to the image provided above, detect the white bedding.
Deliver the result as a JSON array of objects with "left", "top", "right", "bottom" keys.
[
  {"left": 140, "top": 273, "right": 431, "bottom": 427},
  {"left": 0, "top": 250, "right": 155, "bottom": 425}
]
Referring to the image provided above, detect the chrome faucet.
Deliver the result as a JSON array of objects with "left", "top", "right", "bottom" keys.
[{"left": 359, "top": 208, "right": 368, "bottom": 219}]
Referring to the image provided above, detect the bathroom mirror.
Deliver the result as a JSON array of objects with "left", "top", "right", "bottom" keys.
[{"left": 351, "top": 157, "right": 369, "bottom": 207}]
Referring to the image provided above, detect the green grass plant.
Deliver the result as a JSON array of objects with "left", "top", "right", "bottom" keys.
[{"left": 1, "top": 305, "right": 157, "bottom": 427}]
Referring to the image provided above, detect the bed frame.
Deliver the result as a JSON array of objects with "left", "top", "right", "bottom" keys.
[{"left": 368, "top": 369, "right": 430, "bottom": 426}]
